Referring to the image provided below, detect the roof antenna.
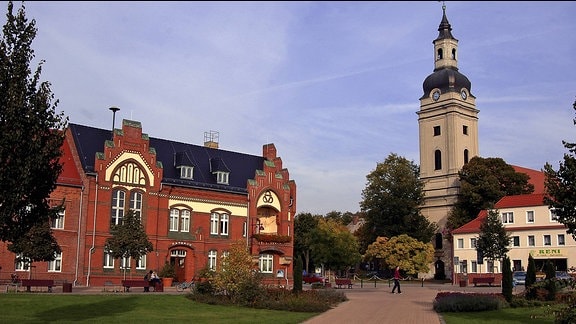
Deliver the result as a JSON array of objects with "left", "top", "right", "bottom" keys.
[{"left": 109, "top": 106, "right": 120, "bottom": 140}]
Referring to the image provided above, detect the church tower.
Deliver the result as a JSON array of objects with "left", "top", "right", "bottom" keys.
[{"left": 417, "top": 5, "right": 479, "bottom": 278}]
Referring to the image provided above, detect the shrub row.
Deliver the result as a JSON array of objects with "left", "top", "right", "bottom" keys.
[{"left": 433, "top": 292, "right": 508, "bottom": 312}]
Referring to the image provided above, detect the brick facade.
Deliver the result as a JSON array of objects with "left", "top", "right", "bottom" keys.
[{"left": 0, "top": 119, "right": 296, "bottom": 287}]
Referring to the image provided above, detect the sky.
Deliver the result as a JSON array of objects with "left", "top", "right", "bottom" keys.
[{"left": 10, "top": 1, "right": 576, "bottom": 215}]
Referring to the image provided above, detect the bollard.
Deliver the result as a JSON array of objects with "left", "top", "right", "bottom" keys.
[
  {"left": 360, "top": 279, "right": 363, "bottom": 288},
  {"left": 421, "top": 278, "right": 424, "bottom": 287}
]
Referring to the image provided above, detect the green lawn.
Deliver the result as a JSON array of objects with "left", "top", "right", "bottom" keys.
[
  {"left": 441, "top": 305, "right": 560, "bottom": 324},
  {"left": 0, "top": 294, "right": 318, "bottom": 323}
]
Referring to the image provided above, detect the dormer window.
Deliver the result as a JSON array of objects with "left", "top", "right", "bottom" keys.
[
  {"left": 215, "top": 171, "right": 229, "bottom": 185},
  {"left": 179, "top": 166, "right": 194, "bottom": 179},
  {"left": 210, "top": 156, "right": 230, "bottom": 185}
]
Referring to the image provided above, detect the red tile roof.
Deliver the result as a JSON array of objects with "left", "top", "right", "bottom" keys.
[
  {"left": 451, "top": 166, "right": 547, "bottom": 234},
  {"left": 512, "top": 165, "right": 545, "bottom": 194},
  {"left": 57, "top": 136, "right": 83, "bottom": 186}
]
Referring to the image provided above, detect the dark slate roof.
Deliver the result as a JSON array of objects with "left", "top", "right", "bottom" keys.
[{"left": 68, "top": 123, "right": 265, "bottom": 195}]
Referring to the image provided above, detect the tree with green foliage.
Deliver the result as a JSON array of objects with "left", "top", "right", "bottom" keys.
[
  {"left": 363, "top": 234, "right": 435, "bottom": 276},
  {"left": 476, "top": 209, "right": 511, "bottom": 272},
  {"left": 0, "top": 1, "right": 68, "bottom": 261},
  {"left": 292, "top": 256, "right": 303, "bottom": 293},
  {"left": 544, "top": 260, "right": 557, "bottom": 301},
  {"left": 525, "top": 254, "right": 537, "bottom": 299},
  {"left": 501, "top": 256, "right": 513, "bottom": 302},
  {"left": 213, "top": 240, "right": 262, "bottom": 303},
  {"left": 294, "top": 212, "right": 321, "bottom": 273},
  {"left": 447, "top": 156, "right": 534, "bottom": 231},
  {"left": 324, "top": 211, "right": 355, "bottom": 226},
  {"left": 309, "top": 218, "right": 361, "bottom": 272},
  {"left": 544, "top": 98, "right": 576, "bottom": 240},
  {"left": 359, "top": 153, "right": 437, "bottom": 252},
  {"left": 104, "top": 210, "right": 154, "bottom": 272}
]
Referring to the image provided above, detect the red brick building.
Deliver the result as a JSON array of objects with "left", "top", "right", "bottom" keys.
[{"left": 0, "top": 119, "right": 296, "bottom": 287}]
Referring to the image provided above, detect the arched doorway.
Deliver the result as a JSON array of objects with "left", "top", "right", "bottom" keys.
[
  {"left": 168, "top": 248, "right": 195, "bottom": 283},
  {"left": 434, "top": 259, "right": 446, "bottom": 280}
]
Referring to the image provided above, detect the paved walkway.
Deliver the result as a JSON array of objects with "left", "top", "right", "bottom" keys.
[{"left": 302, "top": 282, "right": 507, "bottom": 324}]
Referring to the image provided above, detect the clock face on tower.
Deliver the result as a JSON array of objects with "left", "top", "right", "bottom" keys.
[
  {"left": 461, "top": 90, "right": 467, "bottom": 100},
  {"left": 433, "top": 90, "right": 440, "bottom": 101}
]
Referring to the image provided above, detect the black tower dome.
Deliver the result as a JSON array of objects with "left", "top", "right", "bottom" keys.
[{"left": 421, "top": 7, "right": 472, "bottom": 99}]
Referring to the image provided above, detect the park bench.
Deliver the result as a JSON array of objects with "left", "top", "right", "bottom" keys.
[
  {"left": 335, "top": 278, "right": 353, "bottom": 289},
  {"left": 472, "top": 277, "right": 495, "bottom": 287},
  {"left": 121, "top": 279, "right": 156, "bottom": 292},
  {"left": 20, "top": 279, "right": 54, "bottom": 292}
]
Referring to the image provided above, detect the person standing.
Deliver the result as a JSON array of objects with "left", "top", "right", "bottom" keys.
[{"left": 391, "top": 266, "right": 403, "bottom": 294}]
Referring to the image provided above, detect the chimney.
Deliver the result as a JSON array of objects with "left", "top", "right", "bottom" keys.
[{"left": 204, "top": 130, "right": 219, "bottom": 149}]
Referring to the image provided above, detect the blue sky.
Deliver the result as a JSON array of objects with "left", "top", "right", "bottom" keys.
[{"left": 13, "top": 1, "right": 576, "bottom": 215}]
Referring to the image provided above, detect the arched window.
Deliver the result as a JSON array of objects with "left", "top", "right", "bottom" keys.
[
  {"left": 130, "top": 191, "right": 143, "bottom": 219},
  {"left": 111, "top": 189, "right": 125, "bottom": 225},
  {"left": 451, "top": 48, "right": 456, "bottom": 59},
  {"left": 437, "top": 48, "right": 443, "bottom": 60},
  {"left": 464, "top": 149, "right": 469, "bottom": 164},
  {"left": 434, "top": 150, "right": 442, "bottom": 170},
  {"left": 435, "top": 233, "right": 443, "bottom": 249}
]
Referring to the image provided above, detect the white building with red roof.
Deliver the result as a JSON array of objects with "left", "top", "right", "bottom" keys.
[{"left": 451, "top": 166, "right": 576, "bottom": 285}]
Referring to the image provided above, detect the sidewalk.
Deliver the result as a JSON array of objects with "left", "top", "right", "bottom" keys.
[{"left": 302, "top": 282, "right": 506, "bottom": 324}]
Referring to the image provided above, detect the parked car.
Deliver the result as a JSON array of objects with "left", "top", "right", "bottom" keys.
[
  {"left": 303, "top": 273, "right": 324, "bottom": 284},
  {"left": 556, "top": 271, "right": 573, "bottom": 281},
  {"left": 513, "top": 271, "right": 526, "bottom": 285}
]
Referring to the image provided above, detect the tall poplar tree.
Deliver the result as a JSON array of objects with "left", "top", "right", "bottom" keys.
[
  {"left": 0, "top": 1, "right": 67, "bottom": 261},
  {"left": 476, "top": 209, "right": 511, "bottom": 272}
]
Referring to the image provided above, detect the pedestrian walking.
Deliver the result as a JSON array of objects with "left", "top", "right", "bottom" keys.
[{"left": 391, "top": 266, "right": 403, "bottom": 294}]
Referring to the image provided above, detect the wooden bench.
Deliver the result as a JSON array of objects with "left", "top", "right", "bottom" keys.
[
  {"left": 335, "top": 278, "right": 353, "bottom": 289},
  {"left": 121, "top": 279, "right": 157, "bottom": 292},
  {"left": 20, "top": 279, "right": 54, "bottom": 292},
  {"left": 472, "top": 277, "right": 495, "bottom": 287}
]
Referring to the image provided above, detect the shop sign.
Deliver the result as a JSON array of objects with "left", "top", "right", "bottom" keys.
[{"left": 530, "top": 249, "right": 564, "bottom": 257}]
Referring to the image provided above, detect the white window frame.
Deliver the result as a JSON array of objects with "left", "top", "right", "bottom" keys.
[
  {"left": 544, "top": 235, "right": 551, "bottom": 246},
  {"left": 457, "top": 238, "right": 464, "bottom": 249},
  {"left": 111, "top": 189, "right": 125, "bottom": 225},
  {"left": 460, "top": 260, "right": 468, "bottom": 274},
  {"left": 558, "top": 234, "right": 565, "bottom": 246},
  {"left": 179, "top": 166, "right": 194, "bottom": 179},
  {"left": 180, "top": 209, "right": 190, "bottom": 232},
  {"left": 51, "top": 209, "right": 65, "bottom": 229},
  {"left": 259, "top": 253, "right": 273, "bottom": 273},
  {"left": 220, "top": 214, "right": 229, "bottom": 236},
  {"left": 208, "top": 250, "right": 217, "bottom": 271},
  {"left": 210, "top": 213, "right": 219, "bottom": 235},
  {"left": 210, "top": 212, "right": 229, "bottom": 236},
  {"left": 170, "top": 209, "right": 179, "bottom": 231},
  {"left": 121, "top": 256, "right": 131, "bottom": 270},
  {"left": 15, "top": 253, "right": 30, "bottom": 272},
  {"left": 48, "top": 252, "right": 62, "bottom": 272},
  {"left": 511, "top": 236, "right": 520, "bottom": 247},
  {"left": 215, "top": 171, "right": 229, "bottom": 185},
  {"left": 470, "top": 238, "right": 477, "bottom": 248},
  {"left": 550, "top": 209, "right": 559, "bottom": 222},
  {"left": 137, "top": 255, "right": 147, "bottom": 270},
  {"left": 130, "top": 191, "right": 143, "bottom": 219},
  {"left": 526, "top": 210, "right": 535, "bottom": 223},
  {"left": 501, "top": 212, "right": 514, "bottom": 224},
  {"left": 104, "top": 251, "right": 115, "bottom": 269},
  {"left": 471, "top": 261, "right": 478, "bottom": 273},
  {"left": 528, "top": 235, "right": 535, "bottom": 247}
]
